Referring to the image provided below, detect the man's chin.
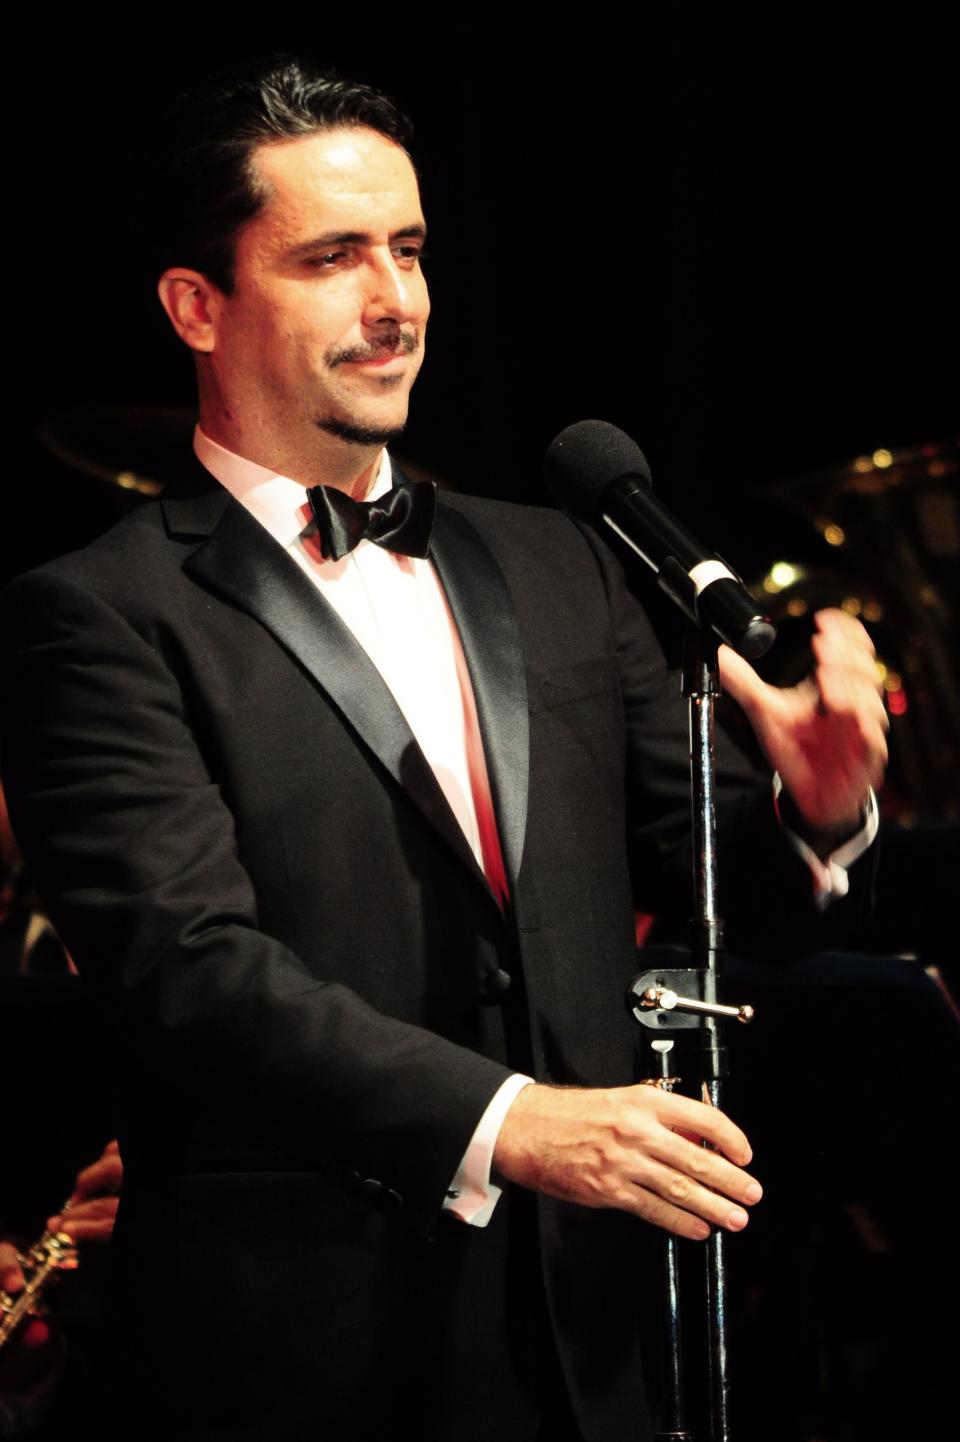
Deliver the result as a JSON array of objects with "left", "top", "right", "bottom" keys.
[{"left": 315, "top": 416, "right": 408, "bottom": 447}]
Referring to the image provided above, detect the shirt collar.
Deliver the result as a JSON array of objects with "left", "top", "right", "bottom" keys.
[{"left": 193, "top": 426, "right": 393, "bottom": 551}]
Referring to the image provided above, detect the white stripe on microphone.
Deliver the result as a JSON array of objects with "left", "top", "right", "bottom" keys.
[{"left": 689, "top": 559, "right": 738, "bottom": 594}]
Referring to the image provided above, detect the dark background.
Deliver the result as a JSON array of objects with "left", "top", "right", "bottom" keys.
[{"left": 14, "top": 16, "right": 957, "bottom": 585}]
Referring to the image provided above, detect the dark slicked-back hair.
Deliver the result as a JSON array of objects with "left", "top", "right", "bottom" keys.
[{"left": 155, "top": 56, "right": 413, "bottom": 293}]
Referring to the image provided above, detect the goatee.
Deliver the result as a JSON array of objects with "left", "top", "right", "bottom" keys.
[{"left": 315, "top": 418, "right": 408, "bottom": 446}]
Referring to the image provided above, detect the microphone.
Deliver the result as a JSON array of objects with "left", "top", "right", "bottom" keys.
[{"left": 544, "top": 420, "right": 775, "bottom": 660}]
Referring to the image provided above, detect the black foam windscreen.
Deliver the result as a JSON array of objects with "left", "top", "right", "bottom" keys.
[{"left": 544, "top": 420, "right": 653, "bottom": 519}]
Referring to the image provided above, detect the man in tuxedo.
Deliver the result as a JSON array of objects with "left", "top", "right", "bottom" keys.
[{"left": 1, "top": 58, "right": 887, "bottom": 1441}]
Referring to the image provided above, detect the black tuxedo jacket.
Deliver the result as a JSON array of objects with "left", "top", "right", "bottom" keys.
[{"left": 1, "top": 466, "right": 862, "bottom": 1440}]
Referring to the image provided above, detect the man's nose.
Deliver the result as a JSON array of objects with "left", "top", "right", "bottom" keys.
[{"left": 363, "top": 255, "right": 419, "bottom": 325}]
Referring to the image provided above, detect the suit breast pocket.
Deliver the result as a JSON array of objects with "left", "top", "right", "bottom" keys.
[{"left": 526, "top": 654, "right": 621, "bottom": 715}]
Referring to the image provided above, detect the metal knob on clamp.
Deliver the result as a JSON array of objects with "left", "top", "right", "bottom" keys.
[
  {"left": 638, "top": 985, "right": 754, "bottom": 1024},
  {"left": 626, "top": 968, "right": 754, "bottom": 1031}
]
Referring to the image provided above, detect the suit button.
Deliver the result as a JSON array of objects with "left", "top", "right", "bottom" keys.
[
  {"left": 480, "top": 967, "right": 511, "bottom": 1004},
  {"left": 359, "top": 1177, "right": 384, "bottom": 1200}
]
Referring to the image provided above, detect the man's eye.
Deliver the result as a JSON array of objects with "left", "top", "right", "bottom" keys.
[
  {"left": 308, "top": 251, "right": 348, "bottom": 269},
  {"left": 394, "top": 244, "right": 427, "bottom": 266}
]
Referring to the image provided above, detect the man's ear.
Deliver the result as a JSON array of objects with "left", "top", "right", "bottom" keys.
[{"left": 157, "top": 269, "right": 222, "bottom": 353}]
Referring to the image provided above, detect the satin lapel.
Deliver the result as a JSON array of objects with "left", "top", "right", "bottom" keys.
[
  {"left": 430, "top": 503, "right": 530, "bottom": 888},
  {"left": 177, "top": 496, "right": 491, "bottom": 895}
]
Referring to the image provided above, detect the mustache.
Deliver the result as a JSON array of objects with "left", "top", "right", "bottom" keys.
[{"left": 328, "top": 331, "right": 420, "bottom": 366}]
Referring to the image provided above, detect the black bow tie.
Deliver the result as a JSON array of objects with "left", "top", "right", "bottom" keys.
[{"left": 306, "top": 480, "right": 437, "bottom": 562}]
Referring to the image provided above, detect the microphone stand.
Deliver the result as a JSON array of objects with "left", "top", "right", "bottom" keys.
[
  {"left": 627, "top": 625, "right": 756, "bottom": 1442},
  {"left": 688, "top": 627, "right": 731, "bottom": 1442},
  {"left": 543, "top": 423, "right": 775, "bottom": 1436}
]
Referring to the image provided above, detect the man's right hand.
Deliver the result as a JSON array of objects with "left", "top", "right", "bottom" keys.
[{"left": 492, "top": 1083, "right": 762, "bottom": 1240}]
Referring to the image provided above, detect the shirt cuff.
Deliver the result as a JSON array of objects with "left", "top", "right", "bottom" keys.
[
  {"left": 773, "top": 775, "right": 879, "bottom": 910},
  {"left": 442, "top": 1073, "right": 535, "bottom": 1228}
]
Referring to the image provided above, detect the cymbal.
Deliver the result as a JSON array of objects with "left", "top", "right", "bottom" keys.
[{"left": 38, "top": 405, "right": 197, "bottom": 496}]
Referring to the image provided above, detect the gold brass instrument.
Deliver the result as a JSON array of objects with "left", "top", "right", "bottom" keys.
[
  {"left": 743, "top": 438, "right": 960, "bottom": 822},
  {"left": 0, "top": 1224, "right": 78, "bottom": 1352}
]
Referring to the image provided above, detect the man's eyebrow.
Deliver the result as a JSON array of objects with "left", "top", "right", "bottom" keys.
[{"left": 286, "top": 223, "right": 428, "bottom": 258}]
